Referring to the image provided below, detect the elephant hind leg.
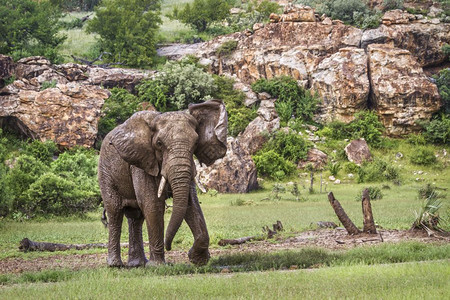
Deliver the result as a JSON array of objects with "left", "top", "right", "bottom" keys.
[{"left": 124, "top": 207, "right": 147, "bottom": 267}]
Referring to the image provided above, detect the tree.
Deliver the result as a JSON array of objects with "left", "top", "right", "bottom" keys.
[
  {"left": 172, "top": 0, "right": 230, "bottom": 32},
  {"left": 87, "top": 0, "right": 162, "bottom": 67},
  {"left": 0, "top": 0, "right": 65, "bottom": 62}
]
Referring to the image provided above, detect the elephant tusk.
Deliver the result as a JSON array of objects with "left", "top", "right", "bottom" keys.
[
  {"left": 158, "top": 176, "right": 166, "bottom": 198},
  {"left": 195, "top": 177, "right": 207, "bottom": 193}
]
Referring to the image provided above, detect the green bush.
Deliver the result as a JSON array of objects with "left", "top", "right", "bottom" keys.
[
  {"left": 87, "top": 0, "right": 161, "bottom": 67},
  {"left": 326, "top": 0, "right": 369, "bottom": 24},
  {"left": 355, "top": 186, "right": 383, "bottom": 201},
  {"left": 251, "top": 76, "right": 318, "bottom": 125},
  {"left": 423, "top": 116, "right": 450, "bottom": 144},
  {"left": 343, "top": 161, "right": 360, "bottom": 174},
  {"left": 253, "top": 150, "right": 295, "bottom": 180},
  {"left": 0, "top": 0, "right": 65, "bottom": 62},
  {"left": 357, "top": 159, "right": 400, "bottom": 183},
  {"left": 328, "top": 162, "right": 341, "bottom": 176},
  {"left": 216, "top": 40, "right": 238, "bottom": 57},
  {"left": 261, "top": 131, "right": 311, "bottom": 163},
  {"left": 97, "top": 88, "right": 142, "bottom": 141},
  {"left": 0, "top": 163, "right": 11, "bottom": 217},
  {"left": 382, "top": 0, "right": 404, "bottom": 11},
  {"left": 418, "top": 183, "right": 443, "bottom": 200},
  {"left": 407, "top": 133, "right": 427, "bottom": 146},
  {"left": 171, "top": 0, "right": 230, "bottom": 32},
  {"left": 433, "top": 68, "right": 450, "bottom": 114},
  {"left": 23, "top": 140, "right": 57, "bottom": 165},
  {"left": 349, "top": 111, "right": 384, "bottom": 147},
  {"left": 410, "top": 147, "right": 437, "bottom": 166},
  {"left": 136, "top": 80, "right": 170, "bottom": 112}
]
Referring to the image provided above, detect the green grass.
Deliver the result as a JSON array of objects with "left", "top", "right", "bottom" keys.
[{"left": 1, "top": 260, "right": 448, "bottom": 299}]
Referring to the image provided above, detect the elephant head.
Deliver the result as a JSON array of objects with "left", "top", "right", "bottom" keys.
[{"left": 107, "top": 100, "right": 227, "bottom": 252}]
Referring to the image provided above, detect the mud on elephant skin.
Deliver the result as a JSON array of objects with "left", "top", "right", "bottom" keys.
[{"left": 98, "top": 100, "right": 227, "bottom": 267}]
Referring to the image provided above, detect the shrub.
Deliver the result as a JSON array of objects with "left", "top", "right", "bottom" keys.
[
  {"left": 87, "top": 0, "right": 161, "bottom": 67},
  {"left": 97, "top": 88, "right": 142, "bottom": 141},
  {"left": 251, "top": 76, "right": 318, "bottom": 125},
  {"left": 357, "top": 159, "right": 400, "bottom": 183},
  {"left": 422, "top": 115, "right": 450, "bottom": 144},
  {"left": 0, "top": 0, "right": 65, "bottom": 62},
  {"left": 418, "top": 183, "right": 444, "bottom": 200},
  {"left": 216, "top": 40, "right": 238, "bottom": 57},
  {"left": 410, "top": 147, "right": 437, "bottom": 166},
  {"left": 262, "top": 131, "right": 311, "bottom": 163},
  {"left": 407, "top": 133, "right": 427, "bottom": 146},
  {"left": 136, "top": 80, "right": 170, "bottom": 112},
  {"left": 253, "top": 150, "right": 296, "bottom": 180},
  {"left": 155, "top": 60, "right": 217, "bottom": 110},
  {"left": 382, "top": 0, "right": 404, "bottom": 11},
  {"left": 171, "top": 0, "right": 230, "bottom": 32},
  {"left": 355, "top": 186, "right": 383, "bottom": 201},
  {"left": 328, "top": 162, "right": 341, "bottom": 176},
  {"left": 433, "top": 68, "right": 450, "bottom": 114},
  {"left": 0, "top": 163, "right": 11, "bottom": 217},
  {"left": 349, "top": 110, "right": 384, "bottom": 147},
  {"left": 317, "top": 121, "right": 353, "bottom": 140},
  {"left": 326, "top": 0, "right": 369, "bottom": 24},
  {"left": 343, "top": 161, "right": 360, "bottom": 174},
  {"left": 40, "top": 80, "right": 58, "bottom": 91},
  {"left": 23, "top": 140, "right": 57, "bottom": 165}
]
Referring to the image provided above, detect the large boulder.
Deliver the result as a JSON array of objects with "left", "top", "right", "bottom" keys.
[
  {"left": 0, "top": 81, "right": 110, "bottom": 148},
  {"left": 344, "top": 139, "right": 372, "bottom": 165},
  {"left": 298, "top": 148, "right": 328, "bottom": 170},
  {"left": 311, "top": 47, "right": 370, "bottom": 123},
  {"left": 196, "top": 137, "right": 258, "bottom": 193},
  {"left": 240, "top": 98, "right": 280, "bottom": 155},
  {"left": 368, "top": 44, "right": 441, "bottom": 136},
  {"left": 84, "top": 67, "right": 150, "bottom": 92}
]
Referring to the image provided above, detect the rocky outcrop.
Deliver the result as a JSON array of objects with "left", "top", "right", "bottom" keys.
[
  {"left": 368, "top": 44, "right": 441, "bottom": 136},
  {"left": 311, "top": 48, "right": 370, "bottom": 123},
  {"left": 0, "top": 56, "right": 155, "bottom": 147},
  {"left": 269, "top": 4, "right": 316, "bottom": 23},
  {"left": 345, "top": 139, "right": 372, "bottom": 165},
  {"left": 240, "top": 98, "right": 280, "bottom": 155},
  {"left": 196, "top": 137, "right": 258, "bottom": 193}
]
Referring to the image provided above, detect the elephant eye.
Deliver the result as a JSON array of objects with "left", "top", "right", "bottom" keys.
[{"left": 156, "top": 140, "right": 163, "bottom": 148}]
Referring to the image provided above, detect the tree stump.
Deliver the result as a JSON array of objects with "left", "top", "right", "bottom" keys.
[
  {"left": 362, "top": 188, "right": 377, "bottom": 234},
  {"left": 328, "top": 192, "right": 361, "bottom": 235}
]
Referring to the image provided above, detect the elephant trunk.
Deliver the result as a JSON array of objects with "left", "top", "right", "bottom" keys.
[{"left": 164, "top": 153, "right": 192, "bottom": 251}]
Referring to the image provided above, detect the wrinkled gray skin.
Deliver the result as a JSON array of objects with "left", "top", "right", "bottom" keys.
[{"left": 98, "top": 100, "right": 227, "bottom": 267}]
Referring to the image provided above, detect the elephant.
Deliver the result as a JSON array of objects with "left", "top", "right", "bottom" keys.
[{"left": 98, "top": 100, "right": 227, "bottom": 267}]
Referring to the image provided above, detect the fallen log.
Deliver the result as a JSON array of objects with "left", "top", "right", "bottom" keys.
[
  {"left": 328, "top": 192, "right": 361, "bottom": 235},
  {"left": 18, "top": 238, "right": 138, "bottom": 252},
  {"left": 218, "top": 236, "right": 256, "bottom": 246}
]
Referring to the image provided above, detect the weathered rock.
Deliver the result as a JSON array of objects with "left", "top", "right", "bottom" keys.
[
  {"left": 0, "top": 55, "right": 14, "bottom": 84},
  {"left": 368, "top": 44, "right": 441, "bottom": 136},
  {"left": 84, "top": 67, "right": 150, "bottom": 92},
  {"left": 0, "top": 81, "right": 110, "bottom": 148},
  {"left": 14, "top": 56, "right": 53, "bottom": 80},
  {"left": 240, "top": 99, "right": 280, "bottom": 155},
  {"left": 382, "top": 9, "right": 416, "bottom": 26},
  {"left": 344, "top": 139, "right": 372, "bottom": 165},
  {"left": 311, "top": 48, "right": 370, "bottom": 123},
  {"left": 196, "top": 137, "right": 258, "bottom": 193},
  {"left": 298, "top": 148, "right": 328, "bottom": 170},
  {"left": 270, "top": 4, "right": 316, "bottom": 23},
  {"left": 156, "top": 43, "right": 204, "bottom": 60}
]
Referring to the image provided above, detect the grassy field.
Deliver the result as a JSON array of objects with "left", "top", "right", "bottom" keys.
[{"left": 1, "top": 260, "right": 449, "bottom": 299}]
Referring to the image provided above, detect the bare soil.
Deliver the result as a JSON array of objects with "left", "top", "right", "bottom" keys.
[{"left": 1, "top": 229, "right": 448, "bottom": 275}]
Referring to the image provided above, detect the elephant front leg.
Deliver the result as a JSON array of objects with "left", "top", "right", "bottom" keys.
[
  {"left": 105, "top": 208, "right": 124, "bottom": 268},
  {"left": 184, "top": 182, "right": 210, "bottom": 266},
  {"left": 143, "top": 205, "right": 166, "bottom": 266}
]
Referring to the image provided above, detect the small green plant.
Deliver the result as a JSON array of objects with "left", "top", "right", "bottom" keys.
[
  {"left": 207, "top": 189, "right": 218, "bottom": 197},
  {"left": 407, "top": 133, "right": 427, "bottom": 146},
  {"left": 3, "top": 75, "right": 16, "bottom": 86},
  {"left": 328, "top": 162, "right": 341, "bottom": 177},
  {"left": 270, "top": 183, "right": 286, "bottom": 201},
  {"left": 216, "top": 40, "right": 238, "bottom": 57},
  {"left": 382, "top": 0, "right": 403, "bottom": 11},
  {"left": 289, "top": 182, "right": 305, "bottom": 201},
  {"left": 230, "top": 198, "right": 245, "bottom": 206},
  {"left": 343, "top": 162, "right": 359, "bottom": 174},
  {"left": 357, "top": 159, "right": 400, "bottom": 183},
  {"left": 40, "top": 80, "right": 57, "bottom": 91},
  {"left": 355, "top": 186, "right": 383, "bottom": 201},
  {"left": 418, "top": 183, "right": 444, "bottom": 200},
  {"left": 410, "top": 147, "right": 437, "bottom": 166},
  {"left": 412, "top": 196, "right": 444, "bottom": 234}
]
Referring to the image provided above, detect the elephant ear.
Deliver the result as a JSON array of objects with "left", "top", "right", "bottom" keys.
[
  {"left": 189, "top": 99, "right": 228, "bottom": 166},
  {"left": 109, "top": 111, "right": 161, "bottom": 176}
]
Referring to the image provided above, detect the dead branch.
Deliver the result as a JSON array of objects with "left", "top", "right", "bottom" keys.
[
  {"left": 19, "top": 238, "right": 109, "bottom": 252},
  {"left": 328, "top": 192, "right": 361, "bottom": 235},
  {"left": 218, "top": 221, "right": 284, "bottom": 246},
  {"left": 218, "top": 236, "right": 256, "bottom": 246},
  {"left": 71, "top": 52, "right": 124, "bottom": 68},
  {"left": 362, "top": 188, "right": 377, "bottom": 234}
]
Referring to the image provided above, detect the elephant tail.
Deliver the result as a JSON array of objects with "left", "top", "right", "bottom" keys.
[{"left": 101, "top": 208, "right": 108, "bottom": 228}]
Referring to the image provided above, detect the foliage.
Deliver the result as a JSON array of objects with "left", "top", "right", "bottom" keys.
[
  {"left": 252, "top": 76, "right": 319, "bottom": 125},
  {"left": 353, "top": 10, "right": 382, "bottom": 29},
  {"left": 418, "top": 183, "right": 444, "bottom": 200},
  {"left": 406, "top": 133, "right": 427, "bottom": 146},
  {"left": 212, "top": 75, "right": 257, "bottom": 137},
  {"left": 0, "top": 0, "right": 65, "bottom": 62},
  {"left": 355, "top": 186, "right": 383, "bottom": 201},
  {"left": 432, "top": 68, "right": 450, "bottom": 114},
  {"left": 97, "top": 88, "right": 142, "bottom": 141},
  {"left": 382, "top": 0, "right": 404, "bottom": 12},
  {"left": 136, "top": 80, "right": 169, "bottom": 112},
  {"left": 87, "top": 0, "right": 162, "bottom": 67},
  {"left": 422, "top": 115, "right": 450, "bottom": 144},
  {"left": 409, "top": 147, "right": 437, "bottom": 166},
  {"left": 216, "top": 40, "right": 238, "bottom": 57},
  {"left": 328, "top": 162, "right": 341, "bottom": 176},
  {"left": 357, "top": 159, "right": 400, "bottom": 183},
  {"left": 343, "top": 161, "right": 359, "bottom": 174},
  {"left": 22, "top": 140, "right": 57, "bottom": 165},
  {"left": 170, "top": 0, "right": 230, "bottom": 32},
  {"left": 51, "top": 0, "right": 101, "bottom": 11},
  {"left": 348, "top": 111, "right": 384, "bottom": 147},
  {"left": 253, "top": 150, "right": 295, "bottom": 180},
  {"left": 261, "top": 131, "right": 311, "bottom": 163},
  {"left": 412, "top": 196, "right": 443, "bottom": 232}
]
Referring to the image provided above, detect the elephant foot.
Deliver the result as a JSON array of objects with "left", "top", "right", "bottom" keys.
[
  {"left": 127, "top": 257, "right": 147, "bottom": 268},
  {"left": 107, "top": 257, "right": 124, "bottom": 268},
  {"left": 188, "top": 247, "right": 210, "bottom": 266}
]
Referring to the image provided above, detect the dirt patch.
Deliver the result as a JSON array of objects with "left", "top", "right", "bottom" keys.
[{"left": 1, "top": 229, "right": 448, "bottom": 275}]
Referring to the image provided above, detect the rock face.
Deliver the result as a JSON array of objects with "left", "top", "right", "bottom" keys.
[
  {"left": 196, "top": 137, "right": 258, "bottom": 193},
  {"left": 0, "top": 56, "right": 154, "bottom": 147},
  {"left": 311, "top": 48, "right": 370, "bottom": 123},
  {"left": 344, "top": 139, "right": 372, "bottom": 165},
  {"left": 368, "top": 44, "right": 441, "bottom": 136}
]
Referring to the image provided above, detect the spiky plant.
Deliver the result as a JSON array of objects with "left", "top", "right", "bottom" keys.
[{"left": 412, "top": 196, "right": 444, "bottom": 235}]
